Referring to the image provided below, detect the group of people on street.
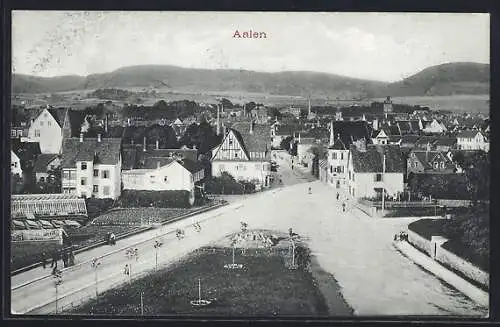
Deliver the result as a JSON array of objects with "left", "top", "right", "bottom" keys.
[
  {"left": 193, "top": 222, "right": 202, "bottom": 232},
  {"left": 106, "top": 232, "right": 116, "bottom": 245},
  {"left": 394, "top": 231, "right": 409, "bottom": 242},
  {"left": 41, "top": 247, "right": 76, "bottom": 275}
]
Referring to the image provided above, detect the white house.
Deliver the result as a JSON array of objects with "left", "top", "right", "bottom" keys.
[
  {"left": 372, "top": 129, "right": 389, "bottom": 145},
  {"left": 456, "top": 130, "right": 489, "bottom": 152},
  {"left": 326, "top": 121, "right": 350, "bottom": 189},
  {"left": 346, "top": 144, "right": 404, "bottom": 199},
  {"left": 211, "top": 120, "right": 272, "bottom": 188},
  {"left": 26, "top": 108, "right": 66, "bottom": 154},
  {"left": 423, "top": 119, "right": 447, "bottom": 134},
  {"left": 33, "top": 154, "right": 61, "bottom": 183},
  {"left": 295, "top": 134, "right": 316, "bottom": 167},
  {"left": 11, "top": 150, "right": 22, "bottom": 176},
  {"left": 122, "top": 158, "right": 204, "bottom": 206},
  {"left": 61, "top": 134, "right": 122, "bottom": 199}
]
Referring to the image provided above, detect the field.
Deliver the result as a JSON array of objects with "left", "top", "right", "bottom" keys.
[
  {"left": 69, "top": 242, "right": 352, "bottom": 316},
  {"left": 372, "top": 95, "right": 489, "bottom": 114}
]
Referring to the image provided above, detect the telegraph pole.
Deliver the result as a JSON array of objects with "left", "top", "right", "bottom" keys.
[
  {"left": 382, "top": 154, "right": 386, "bottom": 216},
  {"left": 91, "top": 258, "right": 101, "bottom": 299}
]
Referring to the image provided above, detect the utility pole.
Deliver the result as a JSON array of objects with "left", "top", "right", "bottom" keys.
[
  {"left": 91, "top": 258, "right": 101, "bottom": 299},
  {"left": 53, "top": 270, "right": 63, "bottom": 314},
  {"left": 153, "top": 240, "right": 163, "bottom": 271},
  {"left": 140, "top": 291, "right": 144, "bottom": 315},
  {"left": 382, "top": 154, "right": 386, "bottom": 216}
]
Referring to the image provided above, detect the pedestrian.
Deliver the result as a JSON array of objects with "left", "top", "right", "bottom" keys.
[
  {"left": 62, "top": 250, "right": 68, "bottom": 268},
  {"left": 69, "top": 250, "right": 75, "bottom": 266},
  {"left": 41, "top": 251, "right": 47, "bottom": 269},
  {"left": 110, "top": 233, "right": 116, "bottom": 245},
  {"left": 134, "top": 248, "right": 139, "bottom": 261},
  {"left": 51, "top": 251, "right": 58, "bottom": 268},
  {"left": 124, "top": 264, "right": 129, "bottom": 276},
  {"left": 342, "top": 203, "right": 346, "bottom": 212},
  {"left": 308, "top": 187, "right": 312, "bottom": 194},
  {"left": 52, "top": 265, "right": 58, "bottom": 276},
  {"left": 336, "top": 193, "right": 339, "bottom": 200}
]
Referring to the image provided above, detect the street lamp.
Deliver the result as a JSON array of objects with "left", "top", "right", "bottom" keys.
[
  {"left": 53, "top": 269, "right": 63, "bottom": 314},
  {"left": 153, "top": 240, "right": 163, "bottom": 271},
  {"left": 91, "top": 258, "right": 101, "bottom": 299},
  {"left": 125, "top": 248, "right": 135, "bottom": 283}
]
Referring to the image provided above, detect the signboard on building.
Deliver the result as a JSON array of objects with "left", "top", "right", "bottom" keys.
[{"left": 11, "top": 229, "right": 63, "bottom": 244}]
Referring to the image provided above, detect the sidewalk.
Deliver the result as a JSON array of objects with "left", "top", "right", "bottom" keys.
[
  {"left": 393, "top": 241, "right": 488, "bottom": 308},
  {"left": 11, "top": 202, "right": 236, "bottom": 289}
]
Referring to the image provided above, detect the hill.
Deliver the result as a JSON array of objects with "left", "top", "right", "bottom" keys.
[
  {"left": 380, "top": 62, "right": 489, "bottom": 97},
  {"left": 12, "top": 62, "right": 489, "bottom": 97}
]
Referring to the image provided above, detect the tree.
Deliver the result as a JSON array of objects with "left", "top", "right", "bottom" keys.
[
  {"left": 11, "top": 173, "right": 24, "bottom": 194},
  {"left": 37, "top": 169, "right": 61, "bottom": 194},
  {"left": 267, "top": 107, "right": 282, "bottom": 120},
  {"left": 280, "top": 136, "right": 293, "bottom": 151},
  {"left": 220, "top": 98, "right": 233, "bottom": 109}
]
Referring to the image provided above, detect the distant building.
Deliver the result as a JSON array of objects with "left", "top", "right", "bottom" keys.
[
  {"left": 456, "top": 130, "right": 489, "bottom": 152},
  {"left": 407, "top": 149, "right": 456, "bottom": 176},
  {"left": 326, "top": 123, "right": 350, "bottom": 189},
  {"left": 61, "top": 134, "right": 122, "bottom": 199},
  {"left": 383, "top": 96, "right": 393, "bottom": 117},
  {"left": 422, "top": 119, "right": 447, "bottom": 134},
  {"left": 11, "top": 150, "right": 22, "bottom": 177},
  {"left": 371, "top": 129, "right": 389, "bottom": 145},
  {"left": 33, "top": 154, "right": 61, "bottom": 184},
  {"left": 26, "top": 108, "right": 65, "bottom": 154},
  {"left": 281, "top": 106, "right": 301, "bottom": 119}
]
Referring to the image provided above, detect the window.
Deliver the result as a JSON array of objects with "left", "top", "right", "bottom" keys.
[
  {"left": 93, "top": 185, "right": 99, "bottom": 193},
  {"left": 81, "top": 177, "right": 87, "bottom": 185},
  {"left": 332, "top": 152, "right": 337, "bottom": 160},
  {"left": 47, "top": 121, "right": 51, "bottom": 126},
  {"left": 164, "top": 176, "right": 168, "bottom": 183},
  {"left": 349, "top": 171, "right": 351, "bottom": 180},
  {"left": 440, "top": 162, "right": 445, "bottom": 169},
  {"left": 229, "top": 137, "right": 233, "bottom": 146},
  {"left": 11, "top": 130, "right": 16, "bottom": 137},
  {"left": 150, "top": 175, "right": 156, "bottom": 184},
  {"left": 35, "top": 129, "right": 40, "bottom": 137},
  {"left": 40, "top": 177, "right": 45, "bottom": 182},
  {"left": 93, "top": 169, "right": 99, "bottom": 177},
  {"left": 63, "top": 170, "right": 69, "bottom": 180},
  {"left": 102, "top": 170, "right": 110, "bottom": 178},
  {"left": 235, "top": 153, "right": 238, "bottom": 158},
  {"left": 433, "top": 162, "right": 439, "bottom": 169},
  {"left": 330, "top": 166, "right": 333, "bottom": 174},
  {"left": 352, "top": 173, "right": 355, "bottom": 182},
  {"left": 81, "top": 162, "right": 87, "bottom": 170},
  {"left": 103, "top": 186, "right": 110, "bottom": 196},
  {"left": 341, "top": 153, "right": 344, "bottom": 160},
  {"left": 375, "top": 174, "right": 382, "bottom": 182},
  {"left": 17, "top": 130, "right": 23, "bottom": 137},
  {"left": 40, "top": 121, "right": 44, "bottom": 126}
]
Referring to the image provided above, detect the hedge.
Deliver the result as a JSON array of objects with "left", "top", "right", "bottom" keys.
[
  {"left": 408, "top": 219, "right": 446, "bottom": 240},
  {"left": 384, "top": 206, "right": 445, "bottom": 218},
  {"left": 441, "top": 239, "right": 489, "bottom": 272},
  {"left": 116, "top": 190, "right": 192, "bottom": 208},
  {"left": 408, "top": 174, "right": 470, "bottom": 200},
  {"left": 205, "top": 172, "right": 256, "bottom": 195},
  {"left": 85, "top": 198, "right": 115, "bottom": 218}
]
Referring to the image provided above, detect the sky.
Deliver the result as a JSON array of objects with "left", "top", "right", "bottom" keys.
[{"left": 12, "top": 11, "right": 490, "bottom": 82}]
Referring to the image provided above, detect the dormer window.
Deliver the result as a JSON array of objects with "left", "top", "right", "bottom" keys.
[{"left": 81, "top": 162, "right": 87, "bottom": 170}]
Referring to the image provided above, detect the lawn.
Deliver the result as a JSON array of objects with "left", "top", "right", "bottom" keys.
[
  {"left": 69, "top": 244, "right": 350, "bottom": 316},
  {"left": 91, "top": 207, "right": 190, "bottom": 226}
]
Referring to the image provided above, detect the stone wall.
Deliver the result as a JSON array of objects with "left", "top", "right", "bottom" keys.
[{"left": 436, "top": 245, "right": 489, "bottom": 288}]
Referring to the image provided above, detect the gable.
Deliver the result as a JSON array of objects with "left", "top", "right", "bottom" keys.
[{"left": 211, "top": 130, "right": 250, "bottom": 161}]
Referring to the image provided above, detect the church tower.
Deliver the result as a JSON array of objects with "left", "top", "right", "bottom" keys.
[{"left": 383, "top": 96, "right": 393, "bottom": 118}]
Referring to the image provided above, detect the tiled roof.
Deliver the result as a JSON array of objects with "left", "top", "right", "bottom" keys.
[
  {"left": 48, "top": 108, "right": 68, "bottom": 128},
  {"left": 330, "top": 121, "right": 372, "bottom": 148},
  {"left": 61, "top": 138, "right": 121, "bottom": 168},
  {"left": 328, "top": 137, "right": 347, "bottom": 150},
  {"left": 411, "top": 151, "right": 454, "bottom": 169},
  {"left": 33, "top": 154, "right": 59, "bottom": 173},
  {"left": 230, "top": 121, "right": 271, "bottom": 157},
  {"left": 457, "top": 130, "right": 480, "bottom": 138},
  {"left": 11, "top": 140, "right": 41, "bottom": 168},
  {"left": 124, "top": 146, "right": 199, "bottom": 170},
  {"left": 350, "top": 144, "right": 404, "bottom": 173},
  {"left": 275, "top": 125, "right": 300, "bottom": 136},
  {"left": 179, "top": 158, "right": 205, "bottom": 174},
  {"left": 400, "top": 135, "right": 420, "bottom": 145},
  {"left": 435, "top": 137, "right": 457, "bottom": 147}
]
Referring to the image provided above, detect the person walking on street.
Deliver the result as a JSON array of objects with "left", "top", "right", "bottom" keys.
[
  {"left": 336, "top": 192, "right": 340, "bottom": 200},
  {"left": 62, "top": 250, "right": 68, "bottom": 268},
  {"left": 342, "top": 202, "right": 346, "bottom": 212},
  {"left": 51, "top": 251, "right": 58, "bottom": 268},
  {"left": 69, "top": 250, "right": 75, "bottom": 266},
  {"left": 134, "top": 248, "right": 139, "bottom": 261},
  {"left": 41, "top": 251, "right": 47, "bottom": 269}
]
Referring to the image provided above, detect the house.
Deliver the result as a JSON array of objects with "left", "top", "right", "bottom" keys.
[
  {"left": 26, "top": 108, "right": 66, "bottom": 153},
  {"left": 434, "top": 137, "right": 458, "bottom": 152},
  {"left": 406, "top": 149, "right": 456, "bottom": 176},
  {"left": 61, "top": 134, "right": 122, "bottom": 199},
  {"left": 325, "top": 122, "right": 350, "bottom": 190},
  {"left": 347, "top": 144, "right": 405, "bottom": 199},
  {"left": 281, "top": 106, "right": 301, "bottom": 119},
  {"left": 11, "top": 125, "right": 29, "bottom": 140},
  {"left": 330, "top": 121, "right": 372, "bottom": 148},
  {"left": 372, "top": 129, "right": 389, "bottom": 145},
  {"left": 33, "top": 154, "right": 61, "bottom": 183},
  {"left": 11, "top": 150, "right": 22, "bottom": 176},
  {"left": 295, "top": 135, "right": 317, "bottom": 167},
  {"left": 11, "top": 140, "right": 42, "bottom": 175},
  {"left": 456, "top": 130, "right": 489, "bottom": 152},
  {"left": 121, "top": 158, "right": 204, "bottom": 206},
  {"left": 211, "top": 120, "right": 272, "bottom": 188},
  {"left": 422, "top": 119, "right": 447, "bottom": 134},
  {"left": 396, "top": 120, "right": 422, "bottom": 135}
]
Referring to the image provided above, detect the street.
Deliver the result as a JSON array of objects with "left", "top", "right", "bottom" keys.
[{"left": 11, "top": 154, "right": 487, "bottom": 316}]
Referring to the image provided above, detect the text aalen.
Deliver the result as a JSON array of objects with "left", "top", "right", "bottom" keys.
[{"left": 233, "top": 30, "right": 267, "bottom": 39}]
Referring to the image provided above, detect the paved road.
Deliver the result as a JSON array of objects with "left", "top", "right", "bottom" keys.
[{"left": 12, "top": 155, "right": 487, "bottom": 316}]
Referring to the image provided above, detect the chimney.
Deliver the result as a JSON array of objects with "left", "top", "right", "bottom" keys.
[
  {"left": 79, "top": 133, "right": 84, "bottom": 142},
  {"left": 143, "top": 136, "right": 147, "bottom": 152},
  {"left": 216, "top": 104, "right": 221, "bottom": 135},
  {"left": 329, "top": 121, "right": 334, "bottom": 146},
  {"left": 250, "top": 120, "right": 254, "bottom": 134},
  {"left": 156, "top": 139, "right": 159, "bottom": 150},
  {"left": 298, "top": 133, "right": 301, "bottom": 143},
  {"left": 97, "top": 133, "right": 101, "bottom": 142}
]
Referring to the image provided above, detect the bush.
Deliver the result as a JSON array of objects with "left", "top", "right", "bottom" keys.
[
  {"left": 408, "top": 219, "right": 446, "bottom": 240},
  {"left": 205, "top": 172, "right": 256, "bottom": 195},
  {"left": 117, "top": 190, "right": 192, "bottom": 208},
  {"left": 408, "top": 174, "right": 470, "bottom": 200},
  {"left": 85, "top": 198, "right": 115, "bottom": 218}
]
